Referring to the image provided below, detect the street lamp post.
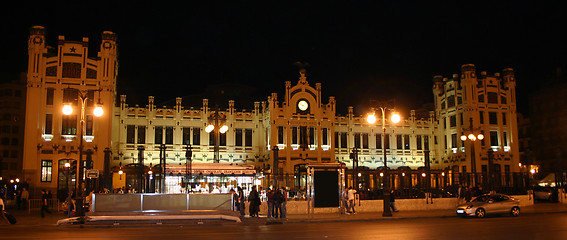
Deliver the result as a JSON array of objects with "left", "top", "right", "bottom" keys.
[
  {"left": 367, "top": 107, "right": 401, "bottom": 217},
  {"left": 64, "top": 161, "right": 71, "bottom": 217},
  {"left": 62, "top": 89, "right": 103, "bottom": 218},
  {"left": 185, "top": 144, "right": 192, "bottom": 191},
  {"left": 350, "top": 147, "right": 359, "bottom": 191},
  {"left": 272, "top": 145, "right": 279, "bottom": 188},
  {"left": 159, "top": 144, "right": 167, "bottom": 193},
  {"left": 460, "top": 117, "right": 484, "bottom": 188},
  {"left": 205, "top": 110, "right": 228, "bottom": 163}
]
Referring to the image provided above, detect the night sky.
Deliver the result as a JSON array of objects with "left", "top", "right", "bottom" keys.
[{"left": 1, "top": 2, "right": 566, "bottom": 116}]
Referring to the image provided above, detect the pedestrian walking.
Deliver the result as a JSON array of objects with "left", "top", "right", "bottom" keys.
[
  {"left": 390, "top": 189, "right": 399, "bottom": 212},
  {"left": 273, "top": 188, "right": 283, "bottom": 218},
  {"left": 21, "top": 188, "right": 29, "bottom": 210},
  {"left": 248, "top": 186, "right": 260, "bottom": 217},
  {"left": 0, "top": 197, "right": 10, "bottom": 225},
  {"left": 237, "top": 187, "right": 245, "bottom": 217},
  {"left": 280, "top": 187, "right": 287, "bottom": 218},
  {"left": 347, "top": 187, "right": 357, "bottom": 214},
  {"left": 266, "top": 188, "right": 274, "bottom": 218},
  {"left": 16, "top": 189, "right": 22, "bottom": 210},
  {"left": 41, "top": 189, "right": 52, "bottom": 218}
]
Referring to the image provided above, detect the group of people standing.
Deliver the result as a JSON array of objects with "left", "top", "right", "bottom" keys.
[
  {"left": 457, "top": 184, "right": 485, "bottom": 203},
  {"left": 232, "top": 186, "right": 288, "bottom": 218},
  {"left": 266, "top": 187, "right": 287, "bottom": 218}
]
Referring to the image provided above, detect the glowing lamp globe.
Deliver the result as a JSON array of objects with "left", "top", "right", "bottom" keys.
[
  {"left": 205, "top": 124, "right": 215, "bottom": 133},
  {"left": 391, "top": 113, "right": 401, "bottom": 123},
  {"left": 219, "top": 125, "right": 229, "bottom": 134},
  {"left": 62, "top": 104, "right": 74, "bottom": 115},
  {"left": 93, "top": 106, "right": 104, "bottom": 117},
  {"left": 366, "top": 114, "right": 377, "bottom": 124}
]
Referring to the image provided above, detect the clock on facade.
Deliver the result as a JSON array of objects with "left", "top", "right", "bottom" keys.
[{"left": 298, "top": 100, "right": 309, "bottom": 111}]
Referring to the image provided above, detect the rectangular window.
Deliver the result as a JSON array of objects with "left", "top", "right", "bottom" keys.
[
  {"left": 451, "top": 133, "right": 458, "bottom": 148},
  {"left": 354, "top": 133, "right": 361, "bottom": 148},
  {"left": 385, "top": 134, "right": 390, "bottom": 149},
  {"left": 46, "top": 88, "right": 54, "bottom": 106},
  {"left": 126, "top": 125, "right": 135, "bottom": 144},
  {"left": 41, "top": 160, "right": 52, "bottom": 182},
  {"left": 165, "top": 126, "right": 174, "bottom": 144},
  {"left": 424, "top": 136, "right": 430, "bottom": 151},
  {"left": 340, "top": 132, "right": 347, "bottom": 148},
  {"left": 478, "top": 94, "right": 485, "bottom": 103},
  {"left": 61, "top": 115, "right": 77, "bottom": 135},
  {"left": 490, "top": 131, "right": 499, "bottom": 147},
  {"left": 334, "top": 132, "right": 339, "bottom": 148},
  {"left": 209, "top": 131, "right": 215, "bottom": 146},
  {"left": 300, "top": 126, "right": 307, "bottom": 147},
  {"left": 63, "top": 88, "right": 78, "bottom": 105},
  {"left": 309, "top": 127, "right": 315, "bottom": 145},
  {"left": 236, "top": 128, "right": 243, "bottom": 146},
  {"left": 450, "top": 115, "right": 457, "bottom": 127},
  {"left": 503, "top": 131, "right": 508, "bottom": 146},
  {"left": 45, "top": 114, "right": 53, "bottom": 134},
  {"left": 292, "top": 127, "right": 298, "bottom": 144},
  {"left": 479, "top": 111, "right": 484, "bottom": 124},
  {"left": 245, "top": 129, "right": 253, "bottom": 147},
  {"left": 404, "top": 135, "right": 410, "bottom": 149},
  {"left": 362, "top": 133, "right": 369, "bottom": 149},
  {"left": 182, "top": 127, "right": 191, "bottom": 145},
  {"left": 86, "top": 90, "right": 94, "bottom": 107},
  {"left": 396, "top": 134, "right": 403, "bottom": 149},
  {"left": 192, "top": 127, "right": 200, "bottom": 145},
  {"left": 155, "top": 126, "right": 163, "bottom": 144},
  {"left": 85, "top": 115, "right": 93, "bottom": 135},
  {"left": 220, "top": 132, "right": 227, "bottom": 146},
  {"left": 416, "top": 135, "right": 423, "bottom": 150},
  {"left": 502, "top": 113, "right": 507, "bottom": 125},
  {"left": 501, "top": 96, "right": 507, "bottom": 104},
  {"left": 322, "top": 128, "right": 328, "bottom": 145},
  {"left": 447, "top": 95, "right": 456, "bottom": 108},
  {"left": 376, "top": 134, "right": 382, "bottom": 149},
  {"left": 487, "top": 92, "right": 498, "bottom": 104},
  {"left": 138, "top": 126, "right": 146, "bottom": 144},
  {"left": 277, "top": 126, "right": 284, "bottom": 144},
  {"left": 489, "top": 112, "right": 498, "bottom": 125}
]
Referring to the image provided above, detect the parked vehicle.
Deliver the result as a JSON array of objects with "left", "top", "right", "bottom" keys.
[
  {"left": 533, "top": 187, "right": 553, "bottom": 201},
  {"left": 456, "top": 193, "right": 520, "bottom": 218}
]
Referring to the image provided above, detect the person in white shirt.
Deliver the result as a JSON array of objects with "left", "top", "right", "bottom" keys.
[{"left": 347, "top": 187, "right": 357, "bottom": 214}]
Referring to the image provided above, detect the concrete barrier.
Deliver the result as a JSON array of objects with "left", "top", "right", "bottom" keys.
[{"left": 91, "top": 193, "right": 233, "bottom": 213}]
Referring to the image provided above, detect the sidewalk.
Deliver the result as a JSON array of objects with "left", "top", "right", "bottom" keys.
[{"left": 4, "top": 203, "right": 567, "bottom": 226}]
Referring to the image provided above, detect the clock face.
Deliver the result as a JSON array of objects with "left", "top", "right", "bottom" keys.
[{"left": 298, "top": 100, "right": 309, "bottom": 111}]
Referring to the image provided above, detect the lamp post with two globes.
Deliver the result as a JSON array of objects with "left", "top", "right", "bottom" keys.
[
  {"left": 460, "top": 117, "right": 484, "bottom": 187},
  {"left": 205, "top": 110, "right": 228, "bottom": 163},
  {"left": 62, "top": 89, "right": 103, "bottom": 217},
  {"left": 367, "top": 107, "right": 401, "bottom": 217}
]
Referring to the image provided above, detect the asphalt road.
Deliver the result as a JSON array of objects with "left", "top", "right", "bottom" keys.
[{"left": 2, "top": 212, "right": 567, "bottom": 240}]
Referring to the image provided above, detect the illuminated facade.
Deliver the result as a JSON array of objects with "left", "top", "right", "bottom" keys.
[
  {"left": 22, "top": 27, "right": 522, "bottom": 197},
  {"left": 22, "top": 26, "right": 117, "bottom": 197},
  {"left": 433, "top": 64, "right": 520, "bottom": 186}
]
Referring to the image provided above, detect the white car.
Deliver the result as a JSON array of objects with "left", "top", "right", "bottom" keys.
[{"left": 456, "top": 193, "right": 520, "bottom": 218}]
